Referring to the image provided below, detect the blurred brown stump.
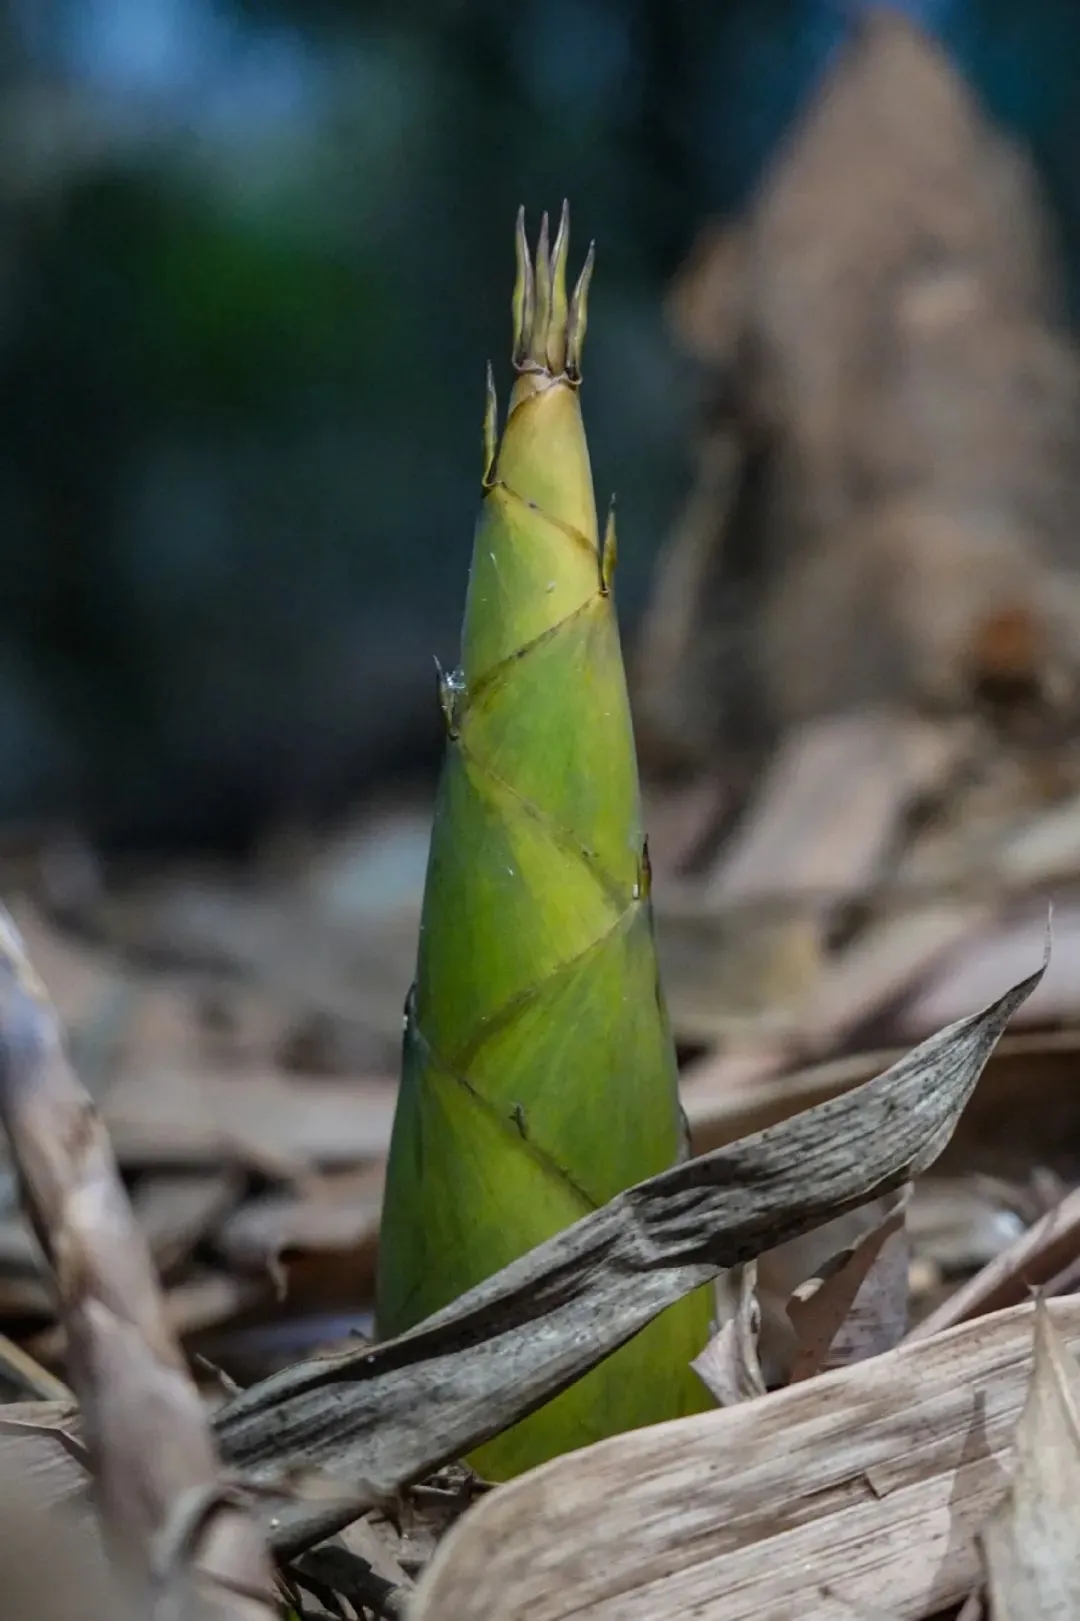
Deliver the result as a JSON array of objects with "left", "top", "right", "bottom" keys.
[{"left": 636, "top": 8, "right": 1080, "bottom": 782}]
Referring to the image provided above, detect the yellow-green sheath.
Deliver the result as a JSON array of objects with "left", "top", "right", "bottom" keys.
[{"left": 376, "top": 206, "right": 713, "bottom": 1480}]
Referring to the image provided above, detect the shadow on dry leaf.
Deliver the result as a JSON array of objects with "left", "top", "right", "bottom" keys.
[{"left": 982, "top": 1298, "right": 1080, "bottom": 1619}]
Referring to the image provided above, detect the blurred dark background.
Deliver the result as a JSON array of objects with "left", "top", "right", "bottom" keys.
[{"left": 2, "top": 0, "right": 1079, "bottom": 850}]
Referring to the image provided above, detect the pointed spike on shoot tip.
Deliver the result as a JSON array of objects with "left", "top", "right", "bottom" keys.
[
  {"left": 566, "top": 239, "right": 595, "bottom": 378},
  {"left": 531, "top": 211, "right": 552, "bottom": 367},
  {"left": 482, "top": 362, "right": 497, "bottom": 483},
  {"left": 546, "top": 199, "right": 571, "bottom": 373},
  {"left": 512, "top": 207, "right": 534, "bottom": 367},
  {"left": 601, "top": 495, "right": 618, "bottom": 593}
]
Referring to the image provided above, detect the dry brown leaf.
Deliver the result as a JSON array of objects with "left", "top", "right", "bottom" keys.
[
  {"left": 101, "top": 1066, "right": 396, "bottom": 1169},
  {"left": 788, "top": 1188, "right": 911, "bottom": 1381},
  {"left": 91, "top": 873, "right": 420, "bottom": 1049},
  {"left": 164, "top": 1270, "right": 272, "bottom": 1338},
  {"left": 704, "top": 713, "right": 960, "bottom": 907},
  {"left": 0, "top": 957, "right": 1047, "bottom": 1581},
  {"left": 0, "top": 1400, "right": 90, "bottom": 1498},
  {"left": 690, "top": 1262, "right": 765, "bottom": 1406},
  {"left": 982, "top": 1298, "right": 1080, "bottom": 1619},
  {"left": 410, "top": 1298, "right": 1080, "bottom": 1621},
  {"left": 0, "top": 1456, "right": 125, "bottom": 1621},
  {"left": 797, "top": 901, "right": 995, "bottom": 1058},
  {"left": 753, "top": 1203, "right": 903, "bottom": 1386},
  {"left": 901, "top": 899, "right": 1080, "bottom": 1039},
  {"left": 659, "top": 907, "right": 823, "bottom": 1043},
  {"left": 214, "top": 1168, "right": 384, "bottom": 1276},
  {"left": 666, "top": 896, "right": 994, "bottom": 1054},
  {"left": 25, "top": 1268, "right": 271, "bottom": 1371},
  {"left": 1000, "top": 794, "right": 1080, "bottom": 887},
  {"left": 131, "top": 1168, "right": 245, "bottom": 1277}
]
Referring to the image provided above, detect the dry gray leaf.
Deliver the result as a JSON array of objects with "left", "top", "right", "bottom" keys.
[
  {"left": 213, "top": 955, "right": 1044, "bottom": 1556},
  {"left": 788, "top": 1187, "right": 911, "bottom": 1381},
  {"left": 691, "top": 1262, "right": 765, "bottom": 1406},
  {"left": 982, "top": 1298, "right": 1080, "bottom": 1619},
  {"left": 409, "top": 1298, "right": 1080, "bottom": 1621}
]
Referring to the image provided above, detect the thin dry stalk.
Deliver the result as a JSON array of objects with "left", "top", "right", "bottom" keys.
[
  {"left": 908, "top": 1184, "right": 1080, "bottom": 1341},
  {"left": 0, "top": 907, "right": 275, "bottom": 1618},
  {"left": 0, "top": 1327, "right": 73, "bottom": 1401}
]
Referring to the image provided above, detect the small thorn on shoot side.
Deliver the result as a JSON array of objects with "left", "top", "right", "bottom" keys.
[
  {"left": 546, "top": 199, "right": 571, "bottom": 374},
  {"left": 512, "top": 206, "right": 534, "bottom": 367},
  {"left": 531, "top": 211, "right": 552, "bottom": 368},
  {"left": 434, "top": 656, "right": 461, "bottom": 740},
  {"left": 482, "top": 363, "right": 498, "bottom": 484},
  {"left": 566, "top": 241, "right": 595, "bottom": 379},
  {"left": 601, "top": 497, "right": 618, "bottom": 594}
]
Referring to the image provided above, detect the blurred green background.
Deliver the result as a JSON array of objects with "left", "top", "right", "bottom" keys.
[{"left": 2, "top": 0, "right": 1079, "bottom": 847}]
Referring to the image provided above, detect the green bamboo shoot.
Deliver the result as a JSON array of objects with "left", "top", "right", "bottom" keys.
[{"left": 375, "top": 205, "right": 713, "bottom": 1481}]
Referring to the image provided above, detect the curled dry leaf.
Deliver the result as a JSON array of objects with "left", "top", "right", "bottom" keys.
[
  {"left": 213, "top": 954, "right": 1043, "bottom": 1556},
  {"left": 788, "top": 1187, "right": 911, "bottom": 1382},
  {"left": 981, "top": 1298, "right": 1080, "bottom": 1619},
  {"left": 756, "top": 1199, "right": 907, "bottom": 1384},
  {"left": 691, "top": 1263, "right": 765, "bottom": 1407}
]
